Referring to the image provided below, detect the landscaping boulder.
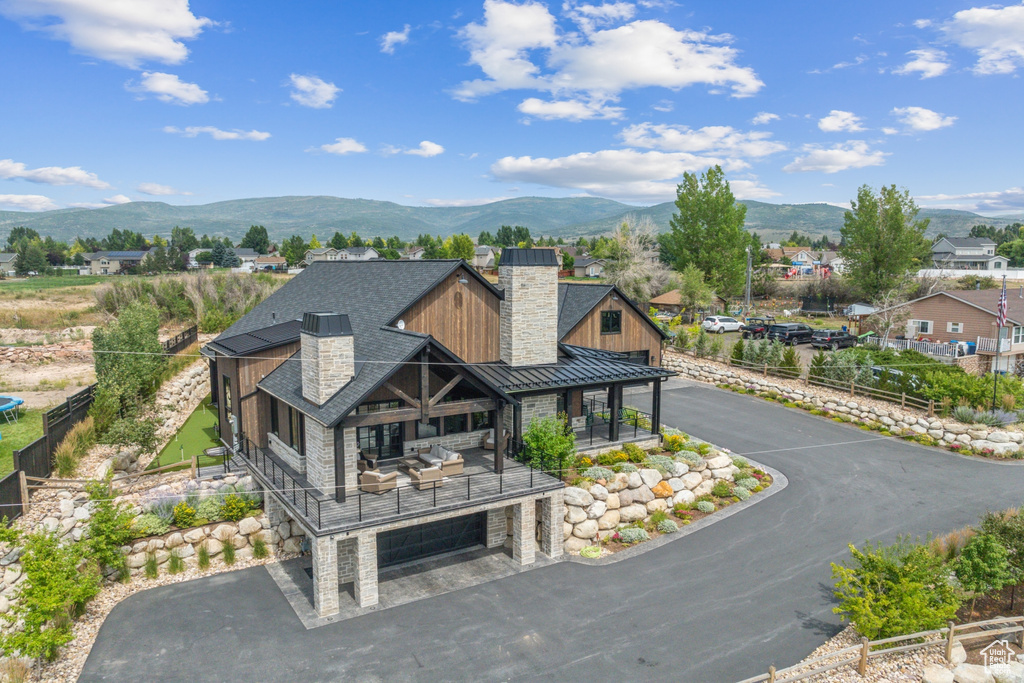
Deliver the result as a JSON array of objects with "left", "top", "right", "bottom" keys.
[
  {"left": 950, "top": 642, "right": 967, "bottom": 666},
  {"left": 991, "top": 662, "right": 1024, "bottom": 683},
  {"left": 211, "top": 524, "right": 237, "bottom": 542},
  {"left": 646, "top": 499, "right": 668, "bottom": 513},
  {"left": 563, "top": 537, "right": 588, "bottom": 553},
  {"left": 563, "top": 522, "right": 572, "bottom": 540},
  {"left": 604, "top": 493, "right": 620, "bottom": 510},
  {"left": 588, "top": 483, "right": 608, "bottom": 501},
  {"left": 231, "top": 535, "right": 247, "bottom": 549},
  {"left": 617, "top": 489, "right": 634, "bottom": 506},
  {"left": 73, "top": 506, "right": 91, "bottom": 522},
  {"left": 202, "top": 538, "right": 223, "bottom": 556},
  {"left": 238, "top": 517, "right": 262, "bottom": 536},
  {"left": 632, "top": 485, "right": 655, "bottom": 504},
  {"left": 586, "top": 501, "right": 607, "bottom": 519},
  {"left": 126, "top": 552, "right": 147, "bottom": 569},
  {"left": 626, "top": 472, "right": 643, "bottom": 489},
  {"left": 651, "top": 481, "right": 674, "bottom": 498},
  {"left": 952, "top": 663, "right": 994, "bottom": 683},
  {"left": 257, "top": 529, "right": 281, "bottom": 546},
  {"left": 165, "top": 533, "right": 184, "bottom": 549},
  {"left": 95, "top": 459, "right": 113, "bottom": 480},
  {"left": 670, "top": 461, "right": 689, "bottom": 477},
  {"left": 666, "top": 477, "right": 685, "bottom": 492},
  {"left": 282, "top": 537, "right": 302, "bottom": 554},
  {"left": 693, "top": 480, "right": 715, "bottom": 497},
  {"left": 705, "top": 454, "right": 732, "bottom": 470},
  {"left": 710, "top": 468, "right": 733, "bottom": 481},
  {"left": 618, "top": 504, "right": 648, "bottom": 522},
  {"left": 183, "top": 528, "right": 206, "bottom": 544},
  {"left": 565, "top": 506, "right": 587, "bottom": 524},
  {"left": 672, "top": 490, "right": 695, "bottom": 507},
  {"left": 921, "top": 665, "right": 954, "bottom": 683},
  {"left": 681, "top": 472, "right": 703, "bottom": 490},
  {"left": 572, "top": 519, "right": 598, "bottom": 539},
  {"left": 605, "top": 473, "right": 629, "bottom": 493},
  {"left": 277, "top": 522, "right": 291, "bottom": 540},
  {"left": 563, "top": 487, "right": 594, "bottom": 508},
  {"left": 59, "top": 499, "right": 75, "bottom": 518},
  {"left": 597, "top": 510, "right": 620, "bottom": 530},
  {"left": 174, "top": 544, "right": 195, "bottom": 559},
  {"left": 639, "top": 469, "right": 662, "bottom": 488}
]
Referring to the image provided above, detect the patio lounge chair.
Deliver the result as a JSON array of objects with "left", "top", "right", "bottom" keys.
[
  {"left": 417, "top": 445, "right": 464, "bottom": 476},
  {"left": 483, "top": 428, "right": 509, "bottom": 452},
  {"left": 360, "top": 470, "right": 398, "bottom": 494},
  {"left": 410, "top": 466, "right": 442, "bottom": 491}
]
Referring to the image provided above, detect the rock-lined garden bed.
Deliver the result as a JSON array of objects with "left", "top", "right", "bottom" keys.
[
  {"left": 561, "top": 437, "right": 772, "bottom": 554},
  {"left": 664, "top": 353, "right": 1024, "bottom": 459}
]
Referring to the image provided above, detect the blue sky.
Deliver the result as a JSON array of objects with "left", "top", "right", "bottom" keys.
[{"left": 0, "top": 0, "right": 1022, "bottom": 215}]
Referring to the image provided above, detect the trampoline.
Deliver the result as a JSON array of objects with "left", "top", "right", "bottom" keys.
[{"left": 0, "top": 396, "right": 24, "bottom": 424}]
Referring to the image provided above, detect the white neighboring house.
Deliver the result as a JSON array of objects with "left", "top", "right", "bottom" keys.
[
  {"left": 931, "top": 237, "right": 1008, "bottom": 271},
  {"left": 404, "top": 246, "right": 425, "bottom": 260},
  {"left": 472, "top": 245, "right": 500, "bottom": 270},
  {"left": 188, "top": 247, "right": 258, "bottom": 268},
  {"left": 343, "top": 246, "right": 379, "bottom": 261},
  {"left": 0, "top": 253, "right": 17, "bottom": 277},
  {"left": 302, "top": 247, "right": 341, "bottom": 265}
]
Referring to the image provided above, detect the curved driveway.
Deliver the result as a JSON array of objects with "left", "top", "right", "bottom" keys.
[{"left": 81, "top": 379, "right": 1024, "bottom": 682}]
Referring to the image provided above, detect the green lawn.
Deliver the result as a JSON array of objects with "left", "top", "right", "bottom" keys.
[
  {"left": 0, "top": 274, "right": 108, "bottom": 292},
  {"left": 148, "top": 395, "right": 223, "bottom": 471},
  {"left": 0, "top": 408, "right": 43, "bottom": 475}
]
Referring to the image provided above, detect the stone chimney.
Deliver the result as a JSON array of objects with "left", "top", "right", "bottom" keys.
[
  {"left": 300, "top": 312, "right": 354, "bottom": 405},
  {"left": 498, "top": 248, "right": 559, "bottom": 366}
]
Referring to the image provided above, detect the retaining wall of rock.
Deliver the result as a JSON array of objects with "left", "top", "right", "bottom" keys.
[{"left": 664, "top": 354, "right": 1024, "bottom": 456}]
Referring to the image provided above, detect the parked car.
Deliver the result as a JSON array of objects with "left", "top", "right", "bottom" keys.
[
  {"left": 811, "top": 329, "right": 858, "bottom": 351},
  {"left": 740, "top": 317, "right": 773, "bottom": 339},
  {"left": 766, "top": 323, "right": 815, "bottom": 345},
  {"left": 701, "top": 316, "right": 742, "bottom": 334}
]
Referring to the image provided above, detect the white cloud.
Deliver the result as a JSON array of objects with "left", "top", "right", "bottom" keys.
[
  {"left": 943, "top": 3, "right": 1024, "bottom": 75},
  {"left": 892, "top": 48, "right": 950, "bottom": 79},
  {"left": 490, "top": 148, "right": 749, "bottom": 201},
  {"left": 882, "top": 127, "right": 899, "bottom": 135},
  {"left": 386, "top": 140, "right": 445, "bottom": 157},
  {"left": 891, "top": 106, "right": 956, "bottom": 131},
  {"left": 652, "top": 99, "right": 673, "bottom": 112},
  {"left": 751, "top": 112, "right": 779, "bottom": 125},
  {"left": 619, "top": 123, "right": 786, "bottom": 158},
  {"left": 0, "top": 0, "right": 211, "bottom": 68},
  {"left": 730, "top": 179, "right": 781, "bottom": 200},
  {"left": 317, "top": 137, "right": 367, "bottom": 155},
  {"left": 914, "top": 19, "right": 933, "bottom": 29},
  {"left": 0, "top": 158, "right": 111, "bottom": 188},
  {"left": 131, "top": 71, "right": 208, "bottom": 105},
  {"left": 103, "top": 194, "right": 132, "bottom": 204},
  {"left": 918, "top": 187, "right": 1024, "bottom": 213},
  {"left": 288, "top": 74, "right": 340, "bottom": 109},
  {"left": 163, "top": 126, "right": 270, "bottom": 141},
  {"left": 137, "top": 182, "right": 188, "bottom": 195},
  {"left": 783, "top": 141, "right": 888, "bottom": 174},
  {"left": 0, "top": 194, "right": 58, "bottom": 211},
  {"left": 564, "top": 1, "right": 636, "bottom": 33},
  {"left": 423, "top": 196, "right": 514, "bottom": 206},
  {"left": 380, "top": 25, "right": 411, "bottom": 54},
  {"left": 517, "top": 97, "right": 623, "bottom": 120},
  {"left": 453, "top": 0, "right": 763, "bottom": 114},
  {"left": 818, "top": 110, "right": 865, "bottom": 132}
]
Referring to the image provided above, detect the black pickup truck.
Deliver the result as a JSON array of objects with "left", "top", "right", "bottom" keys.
[{"left": 740, "top": 317, "right": 773, "bottom": 339}]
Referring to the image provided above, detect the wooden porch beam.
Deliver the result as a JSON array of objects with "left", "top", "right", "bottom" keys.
[
  {"left": 383, "top": 382, "right": 420, "bottom": 409},
  {"left": 428, "top": 375, "right": 462, "bottom": 408},
  {"left": 342, "top": 407, "right": 421, "bottom": 428},
  {"left": 427, "top": 399, "right": 496, "bottom": 418}
]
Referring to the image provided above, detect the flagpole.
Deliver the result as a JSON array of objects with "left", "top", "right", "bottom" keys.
[{"left": 994, "top": 274, "right": 1007, "bottom": 411}]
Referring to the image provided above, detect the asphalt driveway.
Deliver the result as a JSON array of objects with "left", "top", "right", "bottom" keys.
[{"left": 80, "top": 379, "right": 1024, "bottom": 682}]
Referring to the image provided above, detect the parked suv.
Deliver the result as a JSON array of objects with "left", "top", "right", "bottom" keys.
[
  {"left": 766, "top": 323, "right": 814, "bottom": 345},
  {"left": 740, "top": 317, "right": 773, "bottom": 339},
  {"left": 811, "top": 329, "right": 857, "bottom": 351},
  {"left": 701, "top": 316, "right": 742, "bottom": 334}
]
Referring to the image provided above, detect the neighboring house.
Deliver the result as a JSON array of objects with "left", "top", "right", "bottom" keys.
[
  {"left": 343, "top": 246, "right": 379, "bottom": 261},
  {"left": 872, "top": 289, "right": 1024, "bottom": 372},
  {"left": 190, "top": 247, "right": 258, "bottom": 268},
  {"left": 254, "top": 255, "right": 287, "bottom": 272},
  {"left": 648, "top": 289, "right": 730, "bottom": 317},
  {"left": 472, "top": 245, "right": 500, "bottom": 270},
  {"left": 302, "top": 247, "right": 341, "bottom": 265},
  {"left": 403, "top": 246, "right": 425, "bottom": 260},
  {"left": 0, "top": 253, "right": 17, "bottom": 277},
  {"left": 573, "top": 258, "right": 605, "bottom": 278},
  {"left": 931, "top": 238, "right": 1008, "bottom": 271},
  {"left": 203, "top": 249, "right": 671, "bottom": 617},
  {"left": 82, "top": 250, "right": 150, "bottom": 275}
]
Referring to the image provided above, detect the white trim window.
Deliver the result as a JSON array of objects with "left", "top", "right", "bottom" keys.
[
  {"left": 909, "top": 319, "right": 932, "bottom": 335},
  {"left": 947, "top": 322, "right": 963, "bottom": 334},
  {"left": 1014, "top": 327, "right": 1024, "bottom": 345}
]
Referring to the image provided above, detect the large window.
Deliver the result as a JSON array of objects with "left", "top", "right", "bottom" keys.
[
  {"left": 471, "top": 411, "right": 492, "bottom": 431},
  {"left": 444, "top": 413, "right": 468, "bottom": 435},
  {"left": 625, "top": 350, "right": 650, "bottom": 365},
  {"left": 601, "top": 310, "right": 622, "bottom": 335},
  {"left": 356, "top": 400, "right": 400, "bottom": 414},
  {"left": 288, "top": 407, "right": 305, "bottom": 455},
  {"left": 222, "top": 375, "right": 232, "bottom": 415},
  {"left": 416, "top": 417, "right": 440, "bottom": 439},
  {"left": 269, "top": 397, "right": 279, "bottom": 436},
  {"left": 1014, "top": 327, "right": 1024, "bottom": 345},
  {"left": 358, "top": 423, "right": 403, "bottom": 460}
]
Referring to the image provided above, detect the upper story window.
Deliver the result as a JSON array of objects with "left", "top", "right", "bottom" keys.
[
  {"left": 356, "top": 400, "right": 400, "bottom": 414},
  {"left": 288, "top": 406, "right": 305, "bottom": 455},
  {"left": 269, "top": 396, "right": 279, "bottom": 436},
  {"left": 601, "top": 310, "right": 622, "bottom": 335},
  {"left": 1014, "top": 327, "right": 1024, "bottom": 345}
]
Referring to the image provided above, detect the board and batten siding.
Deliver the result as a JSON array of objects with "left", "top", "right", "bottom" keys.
[
  {"left": 398, "top": 266, "right": 501, "bottom": 363},
  {"left": 560, "top": 291, "right": 663, "bottom": 366},
  {"left": 217, "top": 341, "right": 301, "bottom": 445}
]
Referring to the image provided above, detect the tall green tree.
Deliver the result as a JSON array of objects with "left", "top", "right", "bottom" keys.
[
  {"left": 92, "top": 301, "right": 165, "bottom": 413},
  {"left": 673, "top": 264, "right": 715, "bottom": 322},
  {"left": 662, "top": 165, "right": 749, "bottom": 296},
  {"left": 16, "top": 240, "right": 48, "bottom": 274},
  {"left": 280, "top": 235, "right": 308, "bottom": 266},
  {"left": 329, "top": 231, "right": 350, "bottom": 250},
  {"left": 5, "top": 226, "right": 39, "bottom": 251},
  {"left": 839, "top": 185, "right": 930, "bottom": 299},
  {"left": 170, "top": 226, "right": 199, "bottom": 252},
  {"left": 444, "top": 234, "right": 475, "bottom": 261},
  {"left": 239, "top": 225, "right": 270, "bottom": 254}
]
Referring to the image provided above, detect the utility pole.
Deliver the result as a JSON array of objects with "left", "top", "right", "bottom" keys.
[{"left": 744, "top": 245, "right": 752, "bottom": 311}]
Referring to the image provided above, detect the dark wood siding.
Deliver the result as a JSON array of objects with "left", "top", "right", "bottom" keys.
[
  {"left": 561, "top": 292, "right": 663, "bottom": 366},
  {"left": 399, "top": 266, "right": 501, "bottom": 363},
  {"left": 214, "top": 341, "right": 300, "bottom": 446}
]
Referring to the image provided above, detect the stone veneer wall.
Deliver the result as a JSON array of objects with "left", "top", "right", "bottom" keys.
[
  {"left": 404, "top": 428, "right": 492, "bottom": 455},
  {"left": 304, "top": 419, "right": 335, "bottom": 493},
  {"left": 499, "top": 264, "right": 558, "bottom": 366},
  {"left": 301, "top": 331, "right": 355, "bottom": 405},
  {"left": 520, "top": 393, "right": 558, "bottom": 426},
  {"left": 268, "top": 432, "right": 305, "bottom": 474},
  {"left": 341, "top": 426, "right": 358, "bottom": 494}
]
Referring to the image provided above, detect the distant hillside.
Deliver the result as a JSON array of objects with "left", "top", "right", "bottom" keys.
[{"left": 0, "top": 195, "right": 1019, "bottom": 245}]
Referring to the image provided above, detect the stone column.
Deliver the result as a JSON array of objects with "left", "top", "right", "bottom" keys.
[
  {"left": 538, "top": 491, "right": 564, "bottom": 559},
  {"left": 354, "top": 532, "right": 379, "bottom": 608},
  {"left": 512, "top": 502, "right": 536, "bottom": 566},
  {"left": 485, "top": 507, "right": 507, "bottom": 548},
  {"left": 264, "top": 491, "right": 285, "bottom": 526},
  {"left": 311, "top": 535, "right": 339, "bottom": 617}
]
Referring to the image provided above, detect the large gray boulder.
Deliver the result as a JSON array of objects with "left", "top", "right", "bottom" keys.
[
  {"left": 563, "top": 487, "right": 594, "bottom": 508},
  {"left": 572, "top": 519, "right": 598, "bottom": 539},
  {"left": 618, "top": 504, "right": 648, "bottom": 522},
  {"left": 952, "top": 663, "right": 994, "bottom": 683},
  {"left": 565, "top": 506, "right": 587, "bottom": 524},
  {"left": 921, "top": 665, "right": 953, "bottom": 683},
  {"left": 588, "top": 483, "right": 608, "bottom": 501},
  {"left": 639, "top": 468, "right": 662, "bottom": 488},
  {"left": 586, "top": 501, "right": 607, "bottom": 519}
]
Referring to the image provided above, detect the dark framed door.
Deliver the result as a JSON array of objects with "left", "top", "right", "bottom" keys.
[
  {"left": 377, "top": 513, "right": 486, "bottom": 569},
  {"left": 357, "top": 422, "right": 403, "bottom": 460}
]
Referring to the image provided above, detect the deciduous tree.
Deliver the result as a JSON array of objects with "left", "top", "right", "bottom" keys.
[
  {"left": 602, "top": 217, "right": 671, "bottom": 303},
  {"left": 239, "top": 225, "right": 270, "bottom": 254}
]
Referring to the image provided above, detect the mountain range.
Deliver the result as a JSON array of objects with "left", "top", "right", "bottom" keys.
[{"left": 0, "top": 196, "right": 1020, "bottom": 245}]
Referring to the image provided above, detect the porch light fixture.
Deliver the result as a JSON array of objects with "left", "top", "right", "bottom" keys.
[
  {"left": 612, "top": 295, "right": 618, "bottom": 301},
  {"left": 458, "top": 275, "right": 468, "bottom": 285}
]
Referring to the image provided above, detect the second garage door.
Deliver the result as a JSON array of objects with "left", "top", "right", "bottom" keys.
[{"left": 377, "top": 513, "right": 486, "bottom": 569}]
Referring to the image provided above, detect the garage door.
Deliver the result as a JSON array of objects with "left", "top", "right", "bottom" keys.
[{"left": 377, "top": 513, "right": 486, "bottom": 569}]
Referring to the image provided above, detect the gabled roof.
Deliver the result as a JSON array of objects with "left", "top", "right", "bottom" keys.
[
  {"left": 557, "top": 282, "right": 668, "bottom": 340},
  {"left": 208, "top": 319, "right": 303, "bottom": 355},
  {"left": 306, "top": 247, "right": 336, "bottom": 255},
  {"left": 574, "top": 257, "right": 604, "bottom": 268},
  {"left": 0, "top": 253, "right": 16, "bottom": 263},
  {"left": 100, "top": 250, "right": 148, "bottom": 259},
  {"left": 255, "top": 255, "right": 286, "bottom": 263},
  {"left": 233, "top": 248, "right": 259, "bottom": 257},
  {"left": 898, "top": 289, "right": 1024, "bottom": 327},
  {"left": 934, "top": 237, "right": 996, "bottom": 250},
  {"left": 345, "top": 246, "right": 376, "bottom": 255}
]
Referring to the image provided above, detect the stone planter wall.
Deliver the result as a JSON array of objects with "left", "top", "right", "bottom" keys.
[
  {"left": 561, "top": 451, "right": 741, "bottom": 553},
  {"left": 664, "top": 354, "right": 1024, "bottom": 457}
]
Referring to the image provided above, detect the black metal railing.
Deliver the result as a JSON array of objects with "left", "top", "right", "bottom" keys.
[
  {"left": 575, "top": 396, "right": 653, "bottom": 446},
  {"left": 162, "top": 325, "right": 198, "bottom": 355},
  {"left": 239, "top": 438, "right": 322, "bottom": 530}
]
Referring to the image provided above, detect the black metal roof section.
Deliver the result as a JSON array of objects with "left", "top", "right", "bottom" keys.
[
  {"left": 474, "top": 345, "right": 674, "bottom": 394},
  {"left": 301, "top": 312, "right": 352, "bottom": 337},
  {"left": 498, "top": 247, "right": 559, "bottom": 267},
  {"left": 208, "top": 319, "right": 302, "bottom": 356}
]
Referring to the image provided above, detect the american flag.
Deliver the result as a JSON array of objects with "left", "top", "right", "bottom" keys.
[{"left": 997, "top": 276, "right": 1008, "bottom": 328}]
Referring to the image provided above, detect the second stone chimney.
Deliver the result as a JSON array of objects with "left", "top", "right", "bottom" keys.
[
  {"left": 498, "top": 248, "right": 559, "bottom": 366},
  {"left": 300, "top": 312, "right": 354, "bottom": 405}
]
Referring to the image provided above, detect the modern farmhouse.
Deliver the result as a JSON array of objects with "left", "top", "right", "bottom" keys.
[{"left": 202, "top": 248, "right": 672, "bottom": 616}]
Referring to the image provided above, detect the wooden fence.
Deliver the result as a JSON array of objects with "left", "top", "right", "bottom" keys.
[
  {"left": 736, "top": 617, "right": 1024, "bottom": 683},
  {"left": 162, "top": 325, "right": 198, "bottom": 355},
  {"left": 0, "top": 471, "right": 27, "bottom": 524},
  {"left": 13, "top": 384, "right": 96, "bottom": 479}
]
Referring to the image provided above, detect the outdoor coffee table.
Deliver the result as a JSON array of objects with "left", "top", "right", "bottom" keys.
[{"left": 397, "top": 457, "right": 422, "bottom": 475}]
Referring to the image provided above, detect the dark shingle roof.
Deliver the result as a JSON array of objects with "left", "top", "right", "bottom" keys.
[
  {"left": 574, "top": 258, "right": 603, "bottom": 268},
  {"left": 0, "top": 253, "right": 16, "bottom": 263},
  {"left": 557, "top": 283, "right": 613, "bottom": 338},
  {"left": 934, "top": 238, "right": 996, "bottom": 250}
]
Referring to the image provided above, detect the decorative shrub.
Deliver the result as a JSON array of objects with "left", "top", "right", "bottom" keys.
[
  {"left": 168, "top": 551, "right": 185, "bottom": 574},
  {"left": 645, "top": 454, "right": 675, "bottom": 471},
  {"left": 657, "top": 520, "right": 679, "bottom": 534},
  {"left": 613, "top": 463, "right": 638, "bottom": 474},
  {"left": 617, "top": 527, "right": 650, "bottom": 544},
  {"left": 731, "top": 456, "right": 748, "bottom": 469},
  {"left": 581, "top": 466, "right": 614, "bottom": 482},
  {"left": 220, "top": 494, "right": 251, "bottom": 522},
  {"left": 569, "top": 477, "right": 594, "bottom": 488},
  {"left": 711, "top": 481, "right": 733, "bottom": 498},
  {"left": 596, "top": 453, "right": 617, "bottom": 467},
  {"left": 649, "top": 510, "right": 669, "bottom": 526},
  {"left": 252, "top": 538, "right": 269, "bottom": 559},
  {"left": 196, "top": 497, "right": 222, "bottom": 522},
  {"left": 131, "top": 513, "right": 170, "bottom": 537},
  {"left": 673, "top": 502, "right": 692, "bottom": 514},
  {"left": 663, "top": 434, "right": 686, "bottom": 452},
  {"left": 735, "top": 477, "right": 758, "bottom": 490},
  {"left": 172, "top": 501, "right": 196, "bottom": 529},
  {"left": 576, "top": 456, "right": 594, "bottom": 469},
  {"left": 676, "top": 451, "right": 704, "bottom": 467},
  {"left": 697, "top": 443, "right": 712, "bottom": 456},
  {"left": 623, "top": 443, "right": 646, "bottom": 463},
  {"left": 222, "top": 540, "right": 236, "bottom": 565},
  {"left": 144, "top": 552, "right": 159, "bottom": 579},
  {"left": 696, "top": 501, "right": 716, "bottom": 513},
  {"left": 612, "top": 451, "right": 630, "bottom": 463},
  {"left": 197, "top": 545, "right": 210, "bottom": 569},
  {"left": 735, "top": 487, "right": 751, "bottom": 501}
]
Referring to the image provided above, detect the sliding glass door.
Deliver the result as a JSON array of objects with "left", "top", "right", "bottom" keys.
[{"left": 357, "top": 423, "right": 403, "bottom": 460}]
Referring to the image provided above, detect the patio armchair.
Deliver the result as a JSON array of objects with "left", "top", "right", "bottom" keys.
[
  {"left": 483, "top": 428, "right": 509, "bottom": 452},
  {"left": 410, "top": 466, "right": 442, "bottom": 491},
  {"left": 356, "top": 456, "right": 378, "bottom": 474},
  {"left": 417, "top": 444, "right": 464, "bottom": 476},
  {"left": 360, "top": 470, "right": 398, "bottom": 494}
]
